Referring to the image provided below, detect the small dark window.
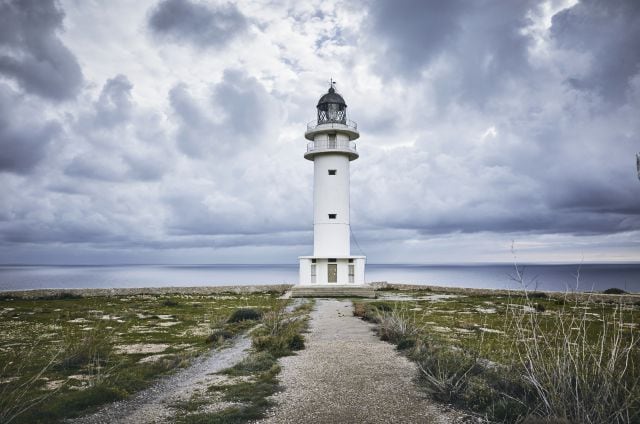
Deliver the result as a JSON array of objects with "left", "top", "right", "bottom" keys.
[
  {"left": 328, "top": 169, "right": 337, "bottom": 175},
  {"left": 328, "top": 258, "right": 337, "bottom": 263},
  {"left": 328, "top": 213, "right": 337, "bottom": 219},
  {"left": 348, "top": 259, "right": 354, "bottom": 263},
  {"left": 311, "top": 259, "right": 316, "bottom": 263}
]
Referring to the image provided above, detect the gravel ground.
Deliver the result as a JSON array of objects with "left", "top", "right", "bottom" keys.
[
  {"left": 68, "top": 335, "right": 252, "bottom": 424},
  {"left": 258, "top": 299, "right": 467, "bottom": 424}
]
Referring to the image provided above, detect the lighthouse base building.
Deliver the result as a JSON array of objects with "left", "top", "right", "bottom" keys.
[{"left": 293, "top": 84, "right": 374, "bottom": 298}]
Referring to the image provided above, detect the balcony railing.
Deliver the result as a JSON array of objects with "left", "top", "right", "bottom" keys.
[
  {"left": 306, "top": 119, "right": 358, "bottom": 132},
  {"left": 306, "top": 139, "right": 357, "bottom": 154}
]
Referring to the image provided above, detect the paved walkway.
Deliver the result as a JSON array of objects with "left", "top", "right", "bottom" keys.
[{"left": 259, "top": 299, "right": 464, "bottom": 424}]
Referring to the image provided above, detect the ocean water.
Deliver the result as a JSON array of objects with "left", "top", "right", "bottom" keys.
[{"left": 0, "top": 263, "right": 639, "bottom": 293}]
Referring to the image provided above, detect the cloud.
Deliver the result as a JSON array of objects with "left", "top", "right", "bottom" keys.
[
  {"left": 169, "top": 69, "right": 280, "bottom": 158},
  {"left": 0, "top": 84, "right": 61, "bottom": 174},
  {"left": 365, "top": 0, "right": 536, "bottom": 104},
  {"left": 550, "top": 0, "right": 640, "bottom": 104},
  {"left": 0, "top": 0, "right": 83, "bottom": 100},
  {"left": 64, "top": 74, "right": 171, "bottom": 182},
  {"left": 148, "top": 0, "right": 248, "bottom": 48}
]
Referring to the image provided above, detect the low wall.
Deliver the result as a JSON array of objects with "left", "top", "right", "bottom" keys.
[
  {"left": 0, "top": 284, "right": 294, "bottom": 299},
  {"left": 371, "top": 282, "right": 640, "bottom": 304}
]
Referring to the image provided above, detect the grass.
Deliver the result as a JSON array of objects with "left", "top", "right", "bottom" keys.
[
  {"left": 175, "top": 300, "right": 314, "bottom": 423},
  {"left": 0, "top": 290, "right": 287, "bottom": 423},
  {"left": 355, "top": 287, "right": 639, "bottom": 423}
]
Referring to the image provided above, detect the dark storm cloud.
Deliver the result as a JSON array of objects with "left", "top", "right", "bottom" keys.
[
  {"left": 367, "top": 0, "right": 536, "bottom": 103},
  {"left": 0, "top": 84, "right": 60, "bottom": 174},
  {"left": 356, "top": 0, "right": 640, "bottom": 239},
  {"left": 0, "top": 0, "right": 83, "bottom": 101},
  {"left": 148, "top": 0, "right": 248, "bottom": 48},
  {"left": 551, "top": 0, "right": 640, "bottom": 103},
  {"left": 367, "top": 0, "right": 465, "bottom": 76},
  {"left": 170, "top": 69, "right": 278, "bottom": 158}
]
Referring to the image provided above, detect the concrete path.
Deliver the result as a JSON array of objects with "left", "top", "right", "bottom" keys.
[{"left": 259, "top": 299, "right": 465, "bottom": 424}]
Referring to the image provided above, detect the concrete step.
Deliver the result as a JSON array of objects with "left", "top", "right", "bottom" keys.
[{"left": 290, "top": 285, "right": 376, "bottom": 298}]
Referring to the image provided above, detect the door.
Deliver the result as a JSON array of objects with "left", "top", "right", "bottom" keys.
[{"left": 328, "top": 264, "right": 337, "bottom": 283}]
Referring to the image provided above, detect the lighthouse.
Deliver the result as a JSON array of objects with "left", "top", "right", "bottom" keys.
[{"left": 297, "top": 83, "right": 368, "bottom": 291}]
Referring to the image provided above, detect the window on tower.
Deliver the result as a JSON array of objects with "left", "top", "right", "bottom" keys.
[
  {"left": 328, "top": 214, "right": 337, "bottom": 219},
  {"left": 328, "top": 169, "right": 336, "bottom": 175}
]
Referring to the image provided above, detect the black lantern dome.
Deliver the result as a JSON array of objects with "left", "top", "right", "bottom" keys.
[{"left": 316, "top": 85, "right": 347, "bottom": 125}]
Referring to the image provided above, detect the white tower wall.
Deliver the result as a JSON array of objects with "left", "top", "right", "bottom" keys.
[{"left": 313, "top": 151, "right": 351, "bottom": 257}]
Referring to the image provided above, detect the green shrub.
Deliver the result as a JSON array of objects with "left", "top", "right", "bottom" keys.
[
  {"left": 35, "top": 291, "right": 82, "bottom": 300},
  {"left": 533, "top": 302, "right": 546, "bottom": 312},
  {"left": 396, "top": 337, "right": 416, "bottom": 351},
  {"left": 412, "top": 343, "right": 480, "bottom": 403},
  {"left": 225, "top": 352, "right": 276, "bottom": 375},
  {"left": 227, "top": 308, "right": 262, "bottom": 323},
  {"left": 603, "top": 287, "right": 626, "bottom": 295},
  {"left": 206, "top": 329, "right": 234, "bottom": 344},
  {"left": 162, "top": 299, "right": 179, "bottom": 307},
  {"left": 528, "top": 292, "right": 549, "bottom": 299},
  {"left": 288, "top": 334, "right": 305, "bottom": 351}
]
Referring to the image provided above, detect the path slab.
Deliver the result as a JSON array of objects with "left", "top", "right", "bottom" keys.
[{"left": 259, "top": 299, "right": 465, "bottom": 423}]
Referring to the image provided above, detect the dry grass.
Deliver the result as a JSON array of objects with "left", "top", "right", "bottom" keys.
[{"left": 508, "top": 277, "right": 640, "bottom": 423}]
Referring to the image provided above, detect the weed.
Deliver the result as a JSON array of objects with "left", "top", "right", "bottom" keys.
[
  {"left": 58, "top": 323, "right": 114, "bottom": 370},
  {"left": 227, "top": 308, "right": 262, "bottom": 323}
]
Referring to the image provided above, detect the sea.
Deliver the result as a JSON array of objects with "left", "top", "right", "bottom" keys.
[{"left": 0, "top": 263, "right": 639, "bottom": 293}]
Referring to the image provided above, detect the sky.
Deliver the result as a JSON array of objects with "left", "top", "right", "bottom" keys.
[{"left": 0, "top": 0, "right": 639, "bottom": 265}]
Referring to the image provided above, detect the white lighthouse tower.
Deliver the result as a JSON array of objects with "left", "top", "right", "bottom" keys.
[{"left": 296, "top": 83, "right": 369, "bottom": 295}]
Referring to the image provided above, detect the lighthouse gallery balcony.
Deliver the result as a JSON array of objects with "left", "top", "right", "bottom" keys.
[
  {"left": 304, "top": 119, "right": 360, "bottom": 142},
  {"left": 305, "top": 139, "right": 359, "bottom": 161}
]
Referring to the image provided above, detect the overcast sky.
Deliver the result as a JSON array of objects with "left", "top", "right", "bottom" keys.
[{"left": 0, "top": 0, "right": 639, "bottom": 265}]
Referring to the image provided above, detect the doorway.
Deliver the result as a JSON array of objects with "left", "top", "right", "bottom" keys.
[{"left": 328, "top": 264, "right": 337, "bottom": 283}]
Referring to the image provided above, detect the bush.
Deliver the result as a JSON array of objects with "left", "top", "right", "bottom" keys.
[
  {"left": 35, "top": 291, "right": 82, "bottom": 300},
  {"left": 225, "top": 352, "right": 276, "bottom": 375},
  {"left": 396, "top": 337, "right": 416, "bottom": 351},
  {"left": 370, "top": 301, "right": 393, "bottom": 312},
  {"left": 533, "top": 302, "right": 546, "bottom": 312},
  {"left": 603, "top": 288, "right": 627, "bottom": 295},
  {"left": 288, "top": 334, "right": 305, "bottom": 351},
  {"left": 227, "top": 308, "right": 262, "bottom": 323},
  {"left": 375, "top": 306, "right": 422, "bottom": 344},
  {"left": 162, "top": 299, "right": 179, "bottom": 307},
  {"left": 413, "top": 343, "right": 480, "bottom": 403},
  {"left": 528, "top": 292, "right": 549, "bottom": 299},
  {"left": 206, "top": 329, "right": 234, "bottom": 344}
]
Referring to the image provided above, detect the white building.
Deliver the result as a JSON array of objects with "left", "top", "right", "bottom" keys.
[{"left": 298, "top": 84, "right": 366, "bottom": 286}]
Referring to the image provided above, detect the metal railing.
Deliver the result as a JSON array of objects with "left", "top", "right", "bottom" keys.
[
  {"left": 306, "top": 119, "right": 358, "bottom": 132},
  {"left": 307, "top": 139, "right": 357, "bottom": 154}
]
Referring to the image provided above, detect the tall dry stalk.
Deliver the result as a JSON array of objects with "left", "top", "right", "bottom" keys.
[
  {"left": 508, "top": 253, "right": 639, "bottom": 423},
  {"left": 0, "top": 343, "right": 64, "bottom": 424}
]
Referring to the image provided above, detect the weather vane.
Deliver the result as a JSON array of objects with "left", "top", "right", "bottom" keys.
[{"left": 329, "top": 77, "right": 337, "bottom": 90}]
